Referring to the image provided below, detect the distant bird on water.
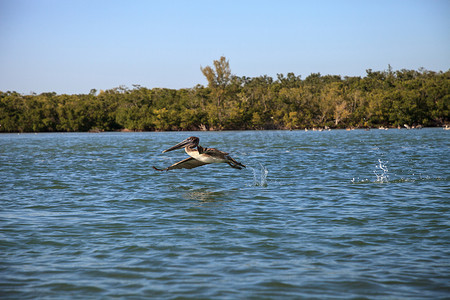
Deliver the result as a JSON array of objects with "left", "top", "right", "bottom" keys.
[{"left": 153, "top": 136, "right": 246, "bottom": 171}]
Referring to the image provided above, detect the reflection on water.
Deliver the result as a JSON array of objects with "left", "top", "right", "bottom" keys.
[{"left": 182, "top": 187, "right": 231, "bottom": 202}]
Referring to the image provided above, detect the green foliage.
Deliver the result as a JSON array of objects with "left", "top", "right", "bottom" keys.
[
  {"left": 200, "top": 56, "right": 231, "bottom": 89},
  {"left": 0, "top": 60, "right": 449, "bottom": 132}
]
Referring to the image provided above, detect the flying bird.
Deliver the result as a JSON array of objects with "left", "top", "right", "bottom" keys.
[{"left": 153, "top": 136, "right": 246, "bottom": 171}]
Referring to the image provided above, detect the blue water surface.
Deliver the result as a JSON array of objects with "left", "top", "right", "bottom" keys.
[{"left": 1, "top": 129, "right": 449, "bottom": 299}]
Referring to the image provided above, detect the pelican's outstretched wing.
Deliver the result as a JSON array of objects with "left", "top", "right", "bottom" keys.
[
  {"left": 202, "top": 147, "right": 229, "bottom": 156},
  {"left": 153, "top": 157, "right": 209, "bottom": 171}
]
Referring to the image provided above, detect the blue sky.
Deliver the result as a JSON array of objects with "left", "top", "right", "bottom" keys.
[{"left": 1, "top": 0, "right": 449, "bottom": 94}]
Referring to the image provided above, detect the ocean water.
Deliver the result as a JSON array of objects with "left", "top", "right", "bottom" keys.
[{"left": 0, "top": 129, "right": 449, "bottom": 299}]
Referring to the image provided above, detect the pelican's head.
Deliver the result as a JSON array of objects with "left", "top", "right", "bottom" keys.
[{"left": 162, "top": 136, "right": 199, "bottom": 153}]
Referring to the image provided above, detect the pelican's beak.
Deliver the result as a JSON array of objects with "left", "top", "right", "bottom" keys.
[{"left": 162, "top": 138, "right": 193, "bottom": 153}]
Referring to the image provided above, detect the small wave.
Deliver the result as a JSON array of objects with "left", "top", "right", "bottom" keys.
[
  {"left": 351, "top": 178, "right": 372, "bottom": 184},
  {"left": 388, "top": 176, "right": 448, "bottom": 184},
  {"left": 351, "top": 175, "right": 448, "bottom": 184}
]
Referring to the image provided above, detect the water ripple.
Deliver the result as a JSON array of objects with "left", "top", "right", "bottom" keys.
[{"left": 0, "top": 130, "right": 449, "bottom": 299}]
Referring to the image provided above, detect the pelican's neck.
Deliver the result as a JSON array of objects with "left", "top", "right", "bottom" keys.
[
  {"left": 185, "top": 145, "right": 198, "bottom": 155},
  {"left": 197, "top": 145, "right": 205, "bottom": 154}
]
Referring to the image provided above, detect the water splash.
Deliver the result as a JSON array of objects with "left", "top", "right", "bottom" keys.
[
  {"left": 351, "top": 177, "right": 370, "bottom": 184},
  {"left": 251, "top": 163, "right": 269, "bottom": 187},
  {"left": 352, "top": 159, "right": 390, "bottom": 184},
  {"left": 374, "top": 159, "right": 389, "bottom": 183}
]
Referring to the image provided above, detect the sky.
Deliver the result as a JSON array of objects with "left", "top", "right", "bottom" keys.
[{"left": 0, "top": 0, "right": 449, "bottom": 95}]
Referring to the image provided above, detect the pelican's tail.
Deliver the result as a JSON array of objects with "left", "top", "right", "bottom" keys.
[{"left": 226, "top": 156, "right": 246, "bottom": 169}]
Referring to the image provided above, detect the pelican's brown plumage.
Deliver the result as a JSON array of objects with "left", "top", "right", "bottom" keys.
[{"left": 153, "top": 136, "right": 245, "bottom": 171}]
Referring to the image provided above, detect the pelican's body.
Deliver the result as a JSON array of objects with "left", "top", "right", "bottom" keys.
[
  {"left": 153, "top": 137, "right": 245, "bottom": 171},
  {"left": 187, "top": 146, "right": 227, "bottom": 163}
]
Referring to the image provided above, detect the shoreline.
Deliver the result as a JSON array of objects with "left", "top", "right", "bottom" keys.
[{"left": 2, "top": 126, "right": 448, "bottom": 134}]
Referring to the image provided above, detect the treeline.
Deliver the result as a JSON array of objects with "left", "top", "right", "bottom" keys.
[{"left": 0, "top": 57, "right": 449, "bottom": 132}]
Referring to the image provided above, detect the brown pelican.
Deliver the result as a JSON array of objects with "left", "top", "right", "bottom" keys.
[{"left": 153, "top": 136, "right": 246, "bottom": 171}]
